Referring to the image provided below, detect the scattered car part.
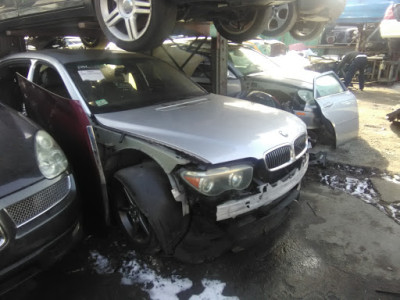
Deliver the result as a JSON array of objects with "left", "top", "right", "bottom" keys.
[
  {"left": 386, "top": 108, "right": 400, "bottom": 122},
  {"left": 309, "top": 151, "right": 327, "bottom": 167}
]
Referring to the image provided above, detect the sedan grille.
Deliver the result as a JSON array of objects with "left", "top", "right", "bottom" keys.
[
  {"left": 294, "top": 134, "right": 307, "bottom": 157},
  {"left": 265, "top": 146, "right": 291, "bottom": 169},
  {"left": 5, "top": 176, "right": 71, "bottom": 228}
]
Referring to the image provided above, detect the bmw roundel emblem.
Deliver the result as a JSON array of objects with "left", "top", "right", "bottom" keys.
[{"left": 279, "top": 130, "right": 288, "bottom": 137}]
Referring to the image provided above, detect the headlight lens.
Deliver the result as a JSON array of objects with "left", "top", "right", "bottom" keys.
[
  {"left": 35, "top": 130, "right": 68, "bottom": 179},
  {"left": 181, "top": 165, "right": 253, "bottom": 196}
]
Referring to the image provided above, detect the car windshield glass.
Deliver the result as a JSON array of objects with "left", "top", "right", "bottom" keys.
[
  {"left": 315, "top": 74, "right": 345, "bottom": 98},
  {"left": 66, "top": 58, "right": 207, "bottom": 113},
  {"left": 229, "top": 47, "right": 280, "bottom": 76}
]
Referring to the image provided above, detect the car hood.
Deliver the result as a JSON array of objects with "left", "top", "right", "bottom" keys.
[
  {"left": 0, "top": 106, "right": 43, "bottom": 199},
  {"left": 95, "top": 94, "right": 307, "bottom": 164},
  {"left": 247, "top": 68, "right": 316, "bottom": 90}
]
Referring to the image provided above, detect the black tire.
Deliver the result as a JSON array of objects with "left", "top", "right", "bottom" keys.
[
  {"left": 94, "top": 0, "right": 177, "bottom": 51},
  {"left": 214, "top": 6, "right": 272, "bottom": 43},
  {"left": 80, "top": 35, "right": 108, "bottom": 49},
  {"left": 290, "top": 21, "right": 325, "bottom": 41},
  {"left": 111, "top": 163, "right": 165, "bottom": 254},
  {"left": 262, "top": 3, "right": 297, "bottom": 37}
]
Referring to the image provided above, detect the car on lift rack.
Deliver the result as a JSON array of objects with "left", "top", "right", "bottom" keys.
[
  {"left": 153, "top": 38, "right": 359, "bottom": 147},
  {"left": 263, "top": 0, "right": 346, "bottom": 41},
  {"left": 0, "top": 103, "right": 82, "bottom": 294},
  {"left": 0, "top": 49, "right": 308, "bottom": 262},
  {"left": 0, "top": 0, "right": 296, "bottom": 54}
]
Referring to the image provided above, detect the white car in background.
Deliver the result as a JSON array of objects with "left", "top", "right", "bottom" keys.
[
  {"left": 380, "top": 3, "right": 400, "bottom": 39},
  {"left": 154, "top": 39, "right": 359, "bottom": 147}
]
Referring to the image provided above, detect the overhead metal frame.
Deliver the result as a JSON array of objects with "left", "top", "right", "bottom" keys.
[{"left": 156, "top": 34, "right": 229, "bottom": 96}]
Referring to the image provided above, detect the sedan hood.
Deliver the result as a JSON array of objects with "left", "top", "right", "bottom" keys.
[
  {"left": 95, "top": 94, "right": 306, "bottom": 164},
  {"left": 248, "top": 68, "right": 316, "bottom": 90},
  {"left": 0, "top": 106, "right": 43, "bottom": 199}
]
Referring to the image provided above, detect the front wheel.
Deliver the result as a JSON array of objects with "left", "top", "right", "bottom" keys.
[
  {"left": 213, "top": 6, "right": 272, "bottom": 43},
  {"left": 111, "top": 175, "right": 160, "bottom": 254},
  {"left": 290, "top": 21, "right": 325, "bottom": 41},
  {"left": 94, "top": 0, "right": 177, "bottom": 51}
]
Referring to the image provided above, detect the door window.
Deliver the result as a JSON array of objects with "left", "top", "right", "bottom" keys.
[
  {"left": 0, "top": 60, "right": 31, "bottom": 111},
  {"left": 315, "top": 73, "right": 345, "bottom": 98},
  {"left": 33, "top": 64, "right": 71, "bottom": 99}
]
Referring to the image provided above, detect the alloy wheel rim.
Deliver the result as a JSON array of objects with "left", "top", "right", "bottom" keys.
[
  {"left": 100, "top": 0, "right": 152, "bottom": 42},
  {"left": 119, "top": 187, "right": 151, "bottom": 244},
  {"left": 267, "top": 4, "right": 289, "bottom": 31}
]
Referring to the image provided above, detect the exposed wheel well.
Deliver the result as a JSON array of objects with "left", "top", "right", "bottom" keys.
[{"left": 104, "top": 149, "right": 154, "bottom": 181}]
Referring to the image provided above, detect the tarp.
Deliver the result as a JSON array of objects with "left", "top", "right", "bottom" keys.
[{"left": 336, "top": 0, "right": 400, "bottom": 24}]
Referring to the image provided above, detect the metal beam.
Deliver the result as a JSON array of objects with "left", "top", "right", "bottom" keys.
[{"left": 211, "top": 35, "right": 227, "bottom": 96}]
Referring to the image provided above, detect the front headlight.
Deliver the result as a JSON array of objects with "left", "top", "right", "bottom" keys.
[
  {"left": 181, "top": 165, "right": 253, "bottom": 196},
  {"left": 35, "top": 130, "right": 68, "bottom": 179}
]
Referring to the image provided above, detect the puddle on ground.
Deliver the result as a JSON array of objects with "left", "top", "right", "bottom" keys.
[{"left": 307, "top": 162, "right": 400, "bottom": 224}]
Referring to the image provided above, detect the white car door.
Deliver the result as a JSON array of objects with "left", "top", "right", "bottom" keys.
[{"left": 313, "top": 71, "right": 359, "bottom": 147}]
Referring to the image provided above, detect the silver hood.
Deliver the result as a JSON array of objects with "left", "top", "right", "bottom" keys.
[
  {"left": 248, "top": 68, "right": 316, "bottom": 90},
  {"left": 95, "top": 94, "right": 307, "bottom": 164}
]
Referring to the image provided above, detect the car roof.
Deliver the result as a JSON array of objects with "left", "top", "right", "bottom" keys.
[{"left": 1, "top": 49, "right": 152, "bottom": 65}]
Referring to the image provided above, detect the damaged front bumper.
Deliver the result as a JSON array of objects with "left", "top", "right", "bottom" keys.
[{"left": 216, "top": 154, "right": 309, "bottom": 221}]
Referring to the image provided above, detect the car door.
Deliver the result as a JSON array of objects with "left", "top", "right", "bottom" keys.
[
  {"left": 0, "top": 0, "right": 18, "bottom": 20},
  {"left": 17, "top": 66, "right": 110, "bottom": 224},
  {"left": 313, "top": 71, "right": 359, "bottom": 147},
  {"left": 0, "top": 59, "right": 31, "bottom": 111},
  {"left": 18, "top": 0, "right": 83, "bottom": 17}
]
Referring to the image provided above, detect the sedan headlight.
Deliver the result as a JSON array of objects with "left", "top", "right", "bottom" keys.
[
  {"left": 181, "top": 165, "right": 253, "bottom": 196},
  {"left": 35, "top": 130, "right": 68, "bottom": 179}
]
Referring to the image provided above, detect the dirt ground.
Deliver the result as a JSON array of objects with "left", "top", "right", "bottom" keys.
[{"left": 315, "top": 83, "right": 400, "bottom": 175}]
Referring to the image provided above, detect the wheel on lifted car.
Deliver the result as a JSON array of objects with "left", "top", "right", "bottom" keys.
[
  {"left": 262, "top": 3, "right": 298, "bottom": 37},
  {"left": 213, "top": 6, "right": 272, "bottom": 43},
  {"left": 290, "top": 20, "right": 325, "bottom": 41},
  {"left": 94, "top": 0, "right": 177, "bottom": 51}
]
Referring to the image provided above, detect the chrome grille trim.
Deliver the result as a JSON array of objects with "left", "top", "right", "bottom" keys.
[
  {"left": 264, "top": 134, "right": 308, "bottom": 171},
  {"left": 294, "top": 134, "right": 308, "bottom": 158},
  {"left": 5, "top": 176, "right": 71, "bottom": 228},
  {"left": 265, "top": 145, "right": 291, "bottom": 169}
]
